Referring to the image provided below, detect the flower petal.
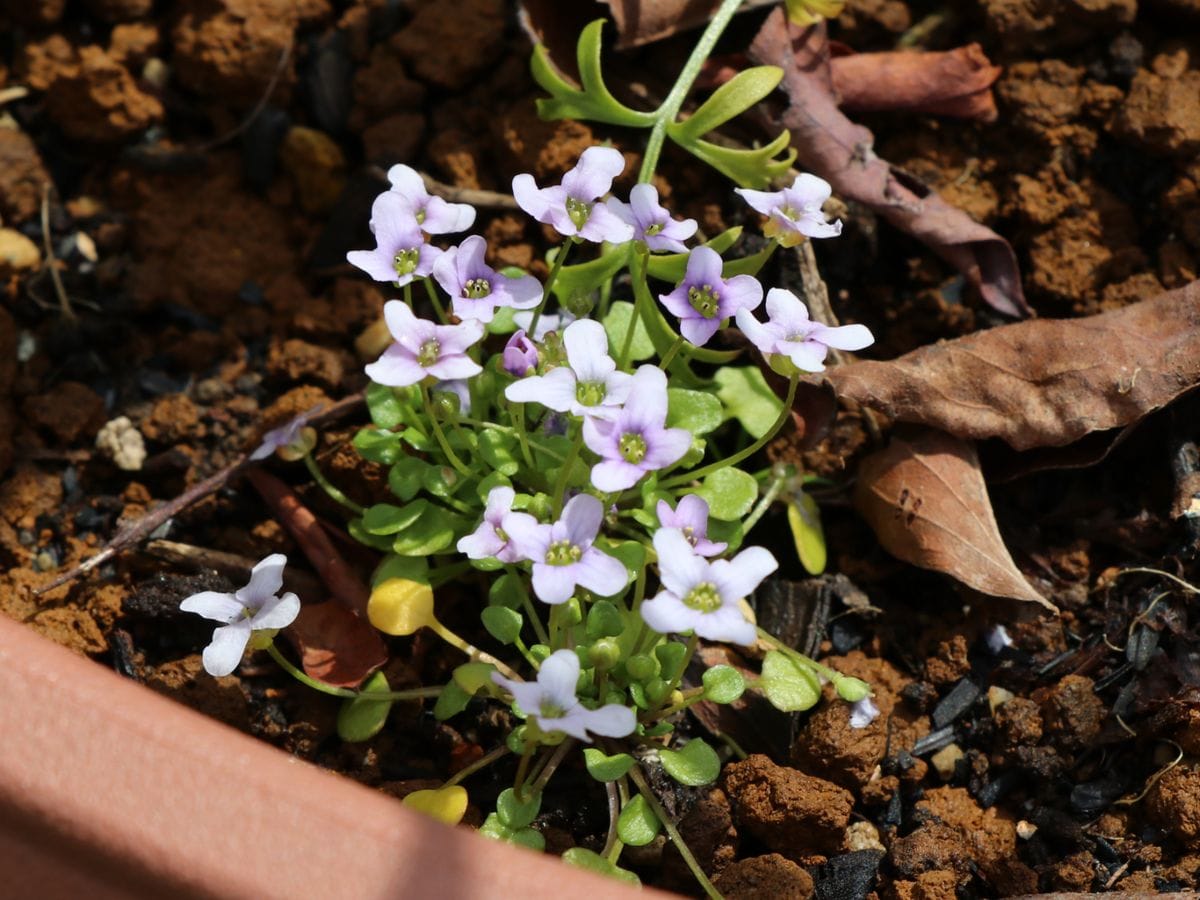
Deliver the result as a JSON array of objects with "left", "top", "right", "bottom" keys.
[
  {"left": 718, "top": 274, "right": 764, "bottom": 316},
  {"left": 712, "top": 546, "right": 778, "bottom": 603},
  {"left": 589, "top": 460, "right": 641, "bottom": 492},
  {"left": 561, "top": 493, "right": 603, "bottom": 547},
  {"left": 562, "top": 319, "right": 614, "bottom": 382},
  {"left": 691, "top": 604, "right": 757, "bottom": 645},
  {"left": 426, "top": 355, "right": 482, "bottom": 381},
  {"left": 734, "top": 187, "right": 780, "bottom": 217},
  {"left": 685, "top": 245, "right": 724, "bottom": 287},
  {"left": 735, "top": 308, "right": 777, "bottom": 357},
  {"left": 531, "top": 563, "right": 577, "bottom": 604},
  {"left": 386, "top": 164, "right": 428, "bottom": 206},
  {"left": 628, "top": 183, "right": 660, "bottom": 228},
  {"left": 365, "top": 344, "right": 426, "bottom": 387},
  {"left": 537, "top": 712, "right": 592, "bottom": 742},
  {"left": 680, "top": 315, "right": 720, "bottom": 347},
  {"left": 237, "top": 553, "right": 286, "bottom": 606},
  {"left": 578, "top": 203, "right": 635, "bottom": 245},
  {"left": 512, "top": 174, "right": 551, "bottom": 223},
  {"left": 421, "top": 196, "right": 476, "bottom": 234},
  {"left": 457, "top": 522, "right": 505, "bottom": 559},
  {"left": 653, "top": 528, "right": 708, "bottom": 598},
  {"left": 814, "top": 322, "right": 874, "bottom": 351},
  {"left": 504, "top": 367, "right": 577, "bottom": 411},
  {"left": 782, "top": 341, "right": 829, "bottom": 373},
  {"left": 501, "top": 512, "right": 549, "bottom": 563},
  {"left": 180, "top": 590, "right": 242, "bottom": 624},
  {"left": 642, "top": 427, "right": 692, "bottom": 470},
  {"left": 674, "top": 495, "right": 711, "bottom": 535},
  {"left": 562, "top": 146, "right": 625, "bottom": 200},
  {"left": 201, "top": 620, "right": 253, "bottom": 677},
  {"left": 436, "top": 318, "right": 485, "bottom": 355},
  {"left": 575, "top": 703, "right": 637, "bottom": 738},
  {"left": 252, "top": 591, "right": 301, "bottom": 630},
  {"left": 640, "top": 591, "right": 697, "bottom": 636},
  {"left": 786, "top": 173, "right": 833, "bottom": 208},
  {"left": 347, "top": 249, "right": 404, "bottom": 284},
  {"left": 619, "top": 365, "right": 669, "bottom": 432},
  {"left": 574, "top": 548, "right": 629, "bottom": 597},
  {"left": 499, "top": 273, "right": 543, "bottom": 309},
  {"left": 538, "top": 649, "right": 581, "bottom": 708},
  {"left": 765, "top": 288, "right": 810, "bottom": 328}
]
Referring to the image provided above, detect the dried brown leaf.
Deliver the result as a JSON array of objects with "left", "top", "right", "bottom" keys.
[
  {"left": 285, "top": 601, "right": 389, "bottom": 688},
  {"left": 601, "top": 0, "right": 777, "bottom": 48},
  {"left": 854, "top": 428, "right": 1054, "bottom": 609},
  {"left": 748, "top": 11, "right": 1029, "bottom": 317},
  {"left": 819, "top": 281, "right": 1200, "bottom": 452}
]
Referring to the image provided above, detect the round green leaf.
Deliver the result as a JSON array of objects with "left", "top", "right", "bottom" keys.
[
  {"left": 481, "top": 606, "right": 523, "bottom": 645},
  {"left": 336, "top": 671, "right": 393, "bottom": 742},
  {"left": 602, "top": 300, "right": 654, "bottom": 362},
  {"left": 365, "top": 382, "right": 406, "bottom": 430},
  {"left": 561, "top": 848, "right": 641, "bottom": 885},
  {"left": 432, "top": 681, "right": 470, "bottom": 721},
  {"left": 835, "top": 675, "right": 872, "bottom": 702},
  {"left": 617, "top": 794, "right": 661, "bottom": 846},
  {"left": 702, "top": 665, "right": 746, "bottom": 704},
  {"left": 583, "top": 748, "right": 635, "bottom": 782},
  {"left": 361, "top": 500, "right": 427, "bottom": 535},
  {"left": 451, "top": 662, "right": 496, "bottom": 695},
  {"left": 666, "top": 388, "right": 724, "bottom": 436},
  {"left": 715, "top": 366, "right": 784, "bottom": 439},
  {"left": 759, "top": 650, "right": 822, "bottom": 712},
  {"left": 658, "top": 739, "right": 720, "bottom": 786},
  {"left": 496, "top": 787, "right": 541, "bottom": 830},
  {"left": 510, "top": 827, "right": 545, "bottom": 851},
  {"left": 697, "top": 467, "right": 759, "bottom": 521},
  {"left": 586, "top": 600, "right": 625, "bottom": 640}
]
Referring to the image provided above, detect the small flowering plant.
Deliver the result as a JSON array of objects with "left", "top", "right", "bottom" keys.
[{"left": 180, "top": 4, "right": 880, "bottom": 893}]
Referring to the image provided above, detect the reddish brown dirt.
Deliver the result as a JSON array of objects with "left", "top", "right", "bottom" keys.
[{"left": 2, "top": 0, "right": 1200, "bottom": 896}]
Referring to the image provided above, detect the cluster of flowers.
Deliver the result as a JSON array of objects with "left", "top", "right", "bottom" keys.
[{"left": 183, "top": 146, "right": 879, "bottom": 749}]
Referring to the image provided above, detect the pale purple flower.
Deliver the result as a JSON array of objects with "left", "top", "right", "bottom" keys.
[
  {"left": 606, "top": 183, "right": 697, "bottom": 253},
  {"left": 504, "top": 494, "right": 628, "bottom": 604},
  {"left": 502, "top": 329, "right": 539, "bottom": 377},
  {"left": 659, "top": 246, "right": 762, "bottom": 346},
  {"left": 512, "top": 146, "right": 634, "bottom": 244},
  {"left": 348, "top": 191, "right": 443, "bottom": 285},
  {"left": 504, "top": 319, "right": 631, "bottom": 420},
  {"left": 582, "top": 366, "right": 691, "bottom": 492},
  {"left": 513, "top": 309, "right": 575, "bottom": 341},
  {"left": 656, "top": 495, "right": 726, "bottom": 557},
  {"left": 250, "top": 404, "right": 322, "bottom": 461},
  {"left": 641, "top": 528, "right": 777, "bottom": 645},
  {"left": 365, "top": 300, "right": 483, "bottom": 387},
  {"left": 985, "top": 624, "right": 1014, "bottom": 655},
  {"left": 432, "top": 235, "right": 542, "bottom": 324},
  {"left": 492, "top": 649, "right": 636, "bottom": 742},
  {"left": 180, "top": 553, "right": 300, "bottom": 677},
  {"left": 385, "top": 163, "right": 476, "bottom": 234},
  {"left": 457, "top": 486, "right": 537, "bottom": 563},
  {"left": 433, "top": 379, "right": 471, "bottom": 414},
  {"left": 735, "top": 288, "right": 873, "bottom": 373},
  {"left": 735, "top": 173, "right": 842, "bottom": 246},
  {"left": 849, "top": 696, "right": 880, "bottom": 729}
]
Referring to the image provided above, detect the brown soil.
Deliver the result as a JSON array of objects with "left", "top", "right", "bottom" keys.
[{"left": 3, "top": 0, "right": 1200, "bottom": 896}]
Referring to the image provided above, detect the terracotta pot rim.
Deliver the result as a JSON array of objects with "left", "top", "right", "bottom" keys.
[{"left": 0, "top": 615, "right": 667, "bottom": 899}]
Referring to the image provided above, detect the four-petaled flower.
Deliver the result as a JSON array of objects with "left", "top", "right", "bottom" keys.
[
  {"left": 457, "top": 486, "right": 538, "bottom": 563},
  {"left": 735, "top": 173, "right": 842, "bottom": 247},
  {"left": 735, "top": 288, "right": 873, "bottom": 373},
  {"left": 492, "top": 649, "right": 636, "bottom": 742},
  {"left": 348, "top": 191, "right": 443, "bottom": 285},
  {"left": 606, "top": 183, "right": 697, "bottom": 253},
  {"left": 582, "top": 366, "right": 691, "bottom": 492},
  {"left": 504, "top": 494, "right": 628, "bottom": 604},
  {"left": 502, "top": 329, "right": 539, "bottom": 377},
  {"left": 365, "top": 301, "right": 483, "bottom": 387},
  {"left": 384, "top": 164, "right": 476, "bottom": 234},
  {"left": 513, "top": 147, "right": 634, "bottom": 244},
  {"left": 659, "top": 246, "right": 763, "bottom": 346},
  {"left": 656, "top": 494, "right": 726, "bottom": 557},
  {"left": 180, "top": 553, "right": 301, "bottom": 677},
  {"left": 432, "top": 235, "right": 542, "bottom": 324},
  {"left": 504, "top": 319, "right": 631, "bottom": 420},
  {"left": 640, "top": 528, "right": 777, "bottom": 645},
  {"left": 250, "top": 404, "right": 322, "bottom": 461}
]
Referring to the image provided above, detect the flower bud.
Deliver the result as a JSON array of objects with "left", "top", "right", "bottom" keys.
[
  {"left": 502, "top": 329, "right": 539, "bottom": 377},
  {"left": 588, "top": 638, "right": 622, "bottom": 670},
  {"left": 564, "top": 291, "right": 595, "bottom": 318}
]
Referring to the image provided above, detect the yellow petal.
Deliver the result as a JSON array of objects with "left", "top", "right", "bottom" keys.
[
  {"left": 403, "top": 786, "right": 469, "bottom": 826},
  {"left": 368, "top": 577, "right": 436, "bottom": 636}
]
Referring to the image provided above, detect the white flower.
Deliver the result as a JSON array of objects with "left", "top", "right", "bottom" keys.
[
  {"left": 504, "top": 319, "right": 632, "bottom": 421},
  {"left": 179, "top": 554, "right": 300, "bottom": 677},
  {"left": 491, "top": 650, "right": 635, "bottom": 742},
  {"left": 985, "top": 624, "right": 1013, "bottom": 654},
  {"left": 848, "top": 696, "right": 880, "bottom": 729}
]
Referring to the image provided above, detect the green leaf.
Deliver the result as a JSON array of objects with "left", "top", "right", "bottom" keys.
[
  {"left": 617, "top": 794, "right": 661, "bottom": 847},
  {"left": 759, "top": 650, "right": 822, "bottom": 712},
  {"left": 697, "top": 467, "right": 759, "bottom": 521},
  {"left": 722, "top": 243, "right": 776, "bottom": 278},
  {"left": 602, "top": 300, "right": 654, "bottom": 362},
  {"left": 678, "top": 130, "right": 797, "bottom": 189},
  {"left": 532, "top": 20, "right": 656, "bottom": 128},
  {"left": 553, "top": 245, "right": 629, "bottom": 304},
  {"left": 476, "top": 428, "right": 520, "bottom": 477},
  {"left": 668, "top": 66, "right": 784, "bottom": 144},
  {"left": 834, "top": 675, "right": 872, "bottom": 702},
  {"left": 645, "top": 226, "right": 743, "bottom": 283},
  {"left": 788, "top": 490, "right": 827, "bottom": 575},
  {"left": 582, "top": 748, "right": 635, "bottom": 782},
  {"left": 667, "top": 388, "right": 723, "bottom": 437},
  {"left": 655, "top": 640, "right": 687, "bottom": 675},
  {"left": 486, "top": 305, "right": 518, "bottom": 335},
  {"left": 365, "top": 382, "right": 406, "bottom": 430},
  {"left": 387, "top": 456, "right": 427, "bottom": 500},
  {"left": 482, "top": 606, "right": 523, "bottom": 645},
  {"left": 562, "top": 848, "right": 640, "bottom": 885},
  {"left": 585, "top": 600, "right": 625, "bottom": 640},
  {"left": 603, "top": 540, "right": 644, "bottom": 584},
  {"left": 391, "top": 504, "right": 464, "bottom": 555},
  {"left": 489, "top": 572, "right": 525, "bottom": 610},
  {"left": 371, "top": 554, "right": 430, "bottom": 588},
  {"left": 336, "top": 671, "right": 394, "bottom": 742},
  {"left": 421, "top": 463, "right": 466, "bottom": 500},
  {"left": 510, "top": 827, "right": 546, "bottom": 851},
  {"left": 451, "top": 662, "right": 496, "bottom": 695},
  {"left": 496, "top": 787, "right": 541, "bottom": 830},
  {"left": 361, "top": 500, "right": 428, "bottom": 535},
  {"left": 715, "top": 366, "right": 785, "bottom": 439},
  {"left": 702, "top": 665, "right": 746, "bottom": 704},
  {"left": 353, "top": 428, "right": 405, "bottom": 465},
  {"left": 433, "top": 681, "right": 471, "bottom": 720},
  {"left": 659, "top": 739, "right": 721, "bottom": 786}
]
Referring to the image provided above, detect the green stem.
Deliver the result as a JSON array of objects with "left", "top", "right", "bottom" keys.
[
  {"left": 513, "top": 745, "right": 536, "bottom": 801},
  {"left": 428, "top": 619, "right": 522, "bottom": 682},
  {"left": 627, "top": 761, "right": 721, "bottom": 900},
  {"left": 403, "top": 282, "right": 413, "bottom": 308},
  {"left": 509, "top": 404, "right": 536, "bottom": 468},
  {"left": 661, "top": 373, "right": 798, "bottom": 490},
  {"left": 638, "top": 0, "right": 748, "bottom": 183},
  {"left": 755, "top": 627, "right": 839, "bottom": 681},
  {"left": 618, "top": 249, "right": 648, "bottom": 369},
  {"left": 420, "top": 383, "right": 473, "bottom": 479},
  {"left": 266, "top": 643, "right": 443, "bottom": 701},
  {"left": 444, "top": 744, "right": 511, "bottom": 787},
  {"left": 423, "top": 276, "right": 448, "bottom": 323},
  {"left": 741, "top": 467, "right": 788, "bottom": 535},
  {"left": 528, "top": 241, "right": 574, "bottom": 337},
  {"left": 457, "top": 416, "right": 564, "bottom": 462},
  {"left": 506, "top": 564, "right": 550, "bottom": 646},
  {"left": 658, "top": 335, "right": 686, "bottom": 371},
  {"left": 528, "top": 737, "right": 575, "bottom": 796},
  {"left": 552, "top": 427, "right": 585, "bottom": 516},
  {"left": 303, "top": 454, "right": 365, "bottom": 516}
]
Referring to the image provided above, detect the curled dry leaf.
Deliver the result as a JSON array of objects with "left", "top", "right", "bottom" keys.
[
  {"left": 748, "top": 10, "right": 1030, "bottom": 317},
  {"left": 854, "top": 428, "right": 1054, "bottom": 609},
  {"left": 829, "top": 44, "right": 1002, "bottom": 122},
  {"left": 817, "top": 281, "right": 1200, "bottom": 452},
  {"left": 600, "top": 0, "right": 777, "bottom": 48}
]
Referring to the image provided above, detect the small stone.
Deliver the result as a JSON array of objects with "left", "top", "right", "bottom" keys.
[
  {"left": 713, "top": 854, "right": 814, "bottom": 900},
  {"left": 1016, "top": 820, "right": 1038, "bottom": 839},
  {"left": 723, "top": 754, "right": 854, "bottom": 855},
  {"left": 930, "top": 743, "right": 965, "bottom": 780},
  {"left": 95, "top": 416, "right": 147, "bottom": 471},
  {"left": 280, "top": 126, "right": 346, "bottom": 214},
  {"left": 988, "top": 685, "right": 1015, "bottom": 712},
  {"left": 846, "top": 820, "right": 885, "bottom": 853},
  {"left": 0, "top": 228, "right": 42, "bottom": 276}
]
